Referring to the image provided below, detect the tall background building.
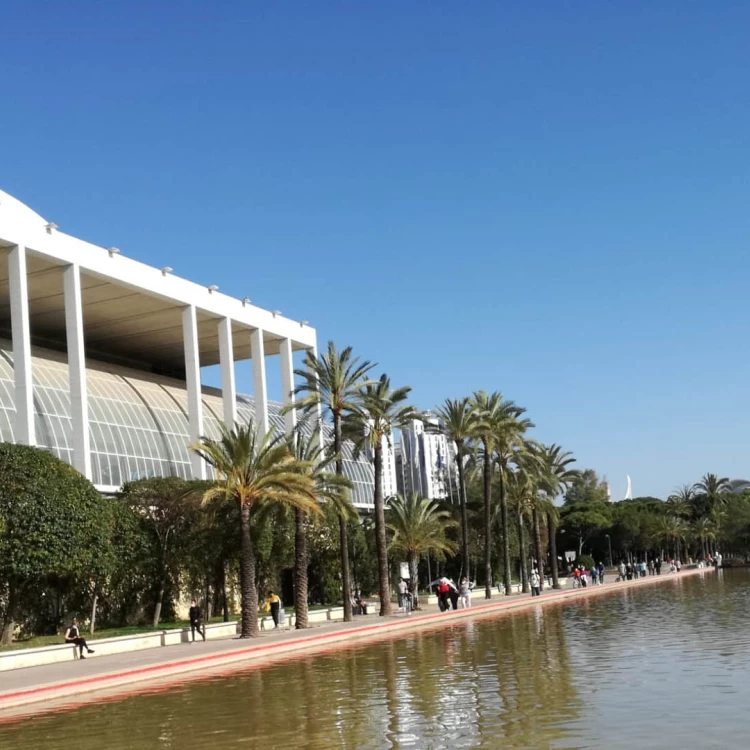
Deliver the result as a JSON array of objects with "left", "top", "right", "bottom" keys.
[{"left": 397, "top": 413, "right": 457, "bottom": 502}]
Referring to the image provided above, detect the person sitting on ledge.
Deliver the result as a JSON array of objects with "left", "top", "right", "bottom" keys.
[{"left": 64, "top": 618, "right": 95, "bottom": 659}]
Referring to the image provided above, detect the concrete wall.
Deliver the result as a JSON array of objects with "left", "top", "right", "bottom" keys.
[{"left": 0, "top": 608, "right": 355, "bottom": 672}]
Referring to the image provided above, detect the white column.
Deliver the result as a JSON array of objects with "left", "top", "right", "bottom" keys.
[
  {"left": 279, "top": 337, "right": 296, "bottom": 436},
  {"left": 8, "top": 245, "right": 35, "bottom": 445},
  {"left": 182, "top": 305, "right": 206, "bottom": 479},
  {"left": 250, "top": 328, "right": 269, "bottom": 436},
  {"left": 63, "top": 264, "right": 92, "bottom": 479},
  {"left": 218, "top": 317, "right": 236, "bottom": 428}
]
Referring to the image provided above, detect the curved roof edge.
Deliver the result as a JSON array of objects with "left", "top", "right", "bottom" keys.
[{"left": 0, "top": 189, "right": 49, "bottom": 237}]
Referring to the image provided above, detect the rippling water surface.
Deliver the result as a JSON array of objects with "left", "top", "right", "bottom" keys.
[{"left": 2, "top": 569, "right": 746, "bottom": 749}]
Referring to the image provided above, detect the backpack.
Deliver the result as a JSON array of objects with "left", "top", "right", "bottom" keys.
[{"left": 438, "top": 582, "right": 449, "bottom": 594}]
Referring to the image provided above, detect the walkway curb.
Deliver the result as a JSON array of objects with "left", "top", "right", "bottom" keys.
[{"left": 0, "top": 566, "right": 714, "bottom": 714}]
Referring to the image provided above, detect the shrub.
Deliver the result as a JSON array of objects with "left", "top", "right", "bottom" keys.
[{"left": 0, "top": 443, "right": 110, "bottom": 643}]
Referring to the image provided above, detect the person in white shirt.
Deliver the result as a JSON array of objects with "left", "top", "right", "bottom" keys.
[
  {"left": 530, "top": 569, "right": 541, "bottom": 597},
  {"left": 397, "top": 578, "right": 407, "bottom": 611},
  {"left": 459, "top": 577, "right": 472, "bottom": 608}
]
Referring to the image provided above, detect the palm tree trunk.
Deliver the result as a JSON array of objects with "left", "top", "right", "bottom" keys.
[
  {"left": 499, "top": 469, "right": 512, "bottom": 595},
  {"left": 456, "top": 440, "right": 470, "bottom": 582},
  {"left": 373, "top": 442, "right": 392, "bottom": 616},
  {"left": 409, "top": 553, "right": 419, "bottom": 610},
  {"left": 89, "top": 589, "right": 98, "bottom": 636},
  {"left": 482, "top": 438, "right": 492, "bottom": 599},
  {"left": 548, "top": 512, "right": 560, "bottom": 589},
  {"left": 239, "top": 502, "right": 258, "bottom": 637},
  {"left": 1, "top": 582, "right": 20, "bottom": 647},
  {"left": 518, "top": 507, "right": 529, "bottom": 593},
  {"left": 334, "top": 413, "right": 353, "bottom": 622},
  {"left": 532, "top": 506, "right": 544, "bottom": 590},
  {"left": 153, "top": 561, "right": 167, "bottom": 627},
  {"left": 220, "top": 559, "right": 229, "bottom": 622},
  {"left": 294, "top": 507, "right": 309, "bottom": 629}
]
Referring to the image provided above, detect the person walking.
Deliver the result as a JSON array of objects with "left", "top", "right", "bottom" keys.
[
  {"left": 433, "top": 577, "right": 455, "bottom": 612},
  {"left": 397, "top": 578, "right": 407, "bottom": 611},
  {"left": 648, "top": 559, "right": 655, "bottom": 576},
  {"left": 655, "top": 558, "right": 662, "bottom": 575},
  {"left": 459, "top": 577, "right": 472, "bottom": 609},
  {"left": 403, "top": 580, "right": 414, "bottom": 616},
  {"left": 188, "top": 598, "right": 205, "bottom": 642},
  {"left": 265, "top": 591, "right": 282, "bottom": 630},
  {"left": 597, "top": 561, "right": 605, "bottom": 585},
  {"left": 580, "top": 566, "right": 588, "bottom": 588},
  {"left": 590, "top": 566, "right": 598, "bottom": 586},
  {"left": 64, "top": 618, "right": 95, "bottom": 659},
  {"left": 618, "top": 561, "right": 626, "bottom": 581},
  {"left": 530, "top": 569, "right": 541, "bottom": 597},
  {"left": 448, "top": 579, "right": 460, "bottom": 611}
]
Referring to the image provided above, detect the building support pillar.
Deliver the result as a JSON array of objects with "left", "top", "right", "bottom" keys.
[
  {"left": 218, "top": 317, "right": 236, "bottom": 429},
  {"left": 182, "top": 305, "right": 206, "bottom": 479},
  {"left": 8, "top": 244, "right": 35, "bottom": 445},
  {"left": 63, "top": 264, "right": 92, "bottom": 479},
  {"left": 279, "top": 337, "right": 296, "bottom": 437},
  {"left": 250, "top": 328, "right": 269, "bottom": 436}
]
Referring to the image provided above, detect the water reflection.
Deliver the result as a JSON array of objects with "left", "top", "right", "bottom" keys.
[{"left": 2, "top": 570, "right": 747, "bottom": 749}]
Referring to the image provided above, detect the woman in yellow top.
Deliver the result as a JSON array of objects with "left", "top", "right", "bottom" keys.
[{"left": 265, "top": 591, "right": 282, "bottom": 630}]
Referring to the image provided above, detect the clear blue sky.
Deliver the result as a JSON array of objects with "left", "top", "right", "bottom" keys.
[{"left": 3, "top": 2, "right": 749, "bottom": 499}]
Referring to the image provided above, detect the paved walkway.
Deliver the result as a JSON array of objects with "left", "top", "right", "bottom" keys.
[{"left": 0, "top": 566, "right": 713, "bottom": 718}]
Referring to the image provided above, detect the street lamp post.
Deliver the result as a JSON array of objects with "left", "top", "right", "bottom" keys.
[{"left": 605, "top": 534, "right": 613, "bottom": 569}]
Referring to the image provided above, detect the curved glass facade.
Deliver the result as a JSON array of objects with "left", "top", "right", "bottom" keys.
[{"left": 0, "top": 339, "right": 374, "bottom": 508}]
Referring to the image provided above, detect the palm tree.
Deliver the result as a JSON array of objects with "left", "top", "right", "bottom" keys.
[
  {"left": 654, "top": 515, "right": 688, "bottom": 560},
  {"left": 344, "top": 374, "right": 420, "bottom": 616},
  {"left": 386, "top": 493, "right": 458, "bottom": 609},
  {"left": 470, "top": 391, "right": 521, "bottom": 599},
  {"left": 435, "top": 398, "right": 479, "bottom": 583},
  {"left": 191, "top": 422, "right": 319, "bottom": 637},
  {"left": 506, "top": 466, "right": 534, "bottom": 592},
  {"left": 693, "top": 516, "right": 716, "bottom": 560},
  {"left": 289, "top": 430, "right": 354, "bottom": 629},
  {"left": 288, "top": 341, "right": 375, "bottom": 622},
  {"left": 492, "top": 409, "right": 534, "bottom": 595},
  {"left": 514, "top": 448, "right": 545, "bottom": 592},
  {"left": 667, "top": 485, "right": 695, "bottom": 520},
  {"left": 537, "top": 444, "right": 579, "bottom": 589},
  {"left": 693, "top": 473, "right": 731, "bottom": 514}
]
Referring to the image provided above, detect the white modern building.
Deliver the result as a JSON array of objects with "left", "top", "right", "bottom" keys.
[
  {"left": 398, "top": 414, "right": 457, "bottom": 502},
  {"left": 0, "top": 189, "right": 376, "bottom": 508}
]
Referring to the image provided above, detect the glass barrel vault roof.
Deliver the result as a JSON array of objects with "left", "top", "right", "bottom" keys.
[{"left": 0, "top": 339, "right": 374, "bottom": 509}]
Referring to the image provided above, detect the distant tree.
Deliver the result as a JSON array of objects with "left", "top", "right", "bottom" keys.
[
  {"left": 345, "top": 375, "right": 420, "bottom": 616},
  {"left": 0, "top": 444, "right": 111, "bottom": 645},
  {"left": 191, "top": 422, "right": 318, "bottom": 637},
  {"left": 386, "top": 493, "right": 458, "bottom": 609},
  {"left": 287, "top": 431, "right": 353, "bottom": 629},
  {"left": 289, "top": 341, "right": 376, "bottom": 622},
  {"left": 436, "top": 397, "right": 479, "bottom": 583},
  {"left": 121, "top": 477, "right": 203, "bottom": 627},
  {"left": 492, "top": 409, "right": 534, "bottom": 594},
  {"left": 537, "top": 444, "right": 579, "bottom": 588},
  {"left": 693, "top": 473, "right": 731, "bottom": 515},
  {"left": 469, "top": 391, "right": 526, "bottom": 598},
  {"left": 560, "top": 470, "right": 612, "bottom": 556}
]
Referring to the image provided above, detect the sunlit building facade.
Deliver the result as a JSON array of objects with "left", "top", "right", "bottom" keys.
[{"left": 0, "top": 189, "right": 376, "bottom": 508}]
